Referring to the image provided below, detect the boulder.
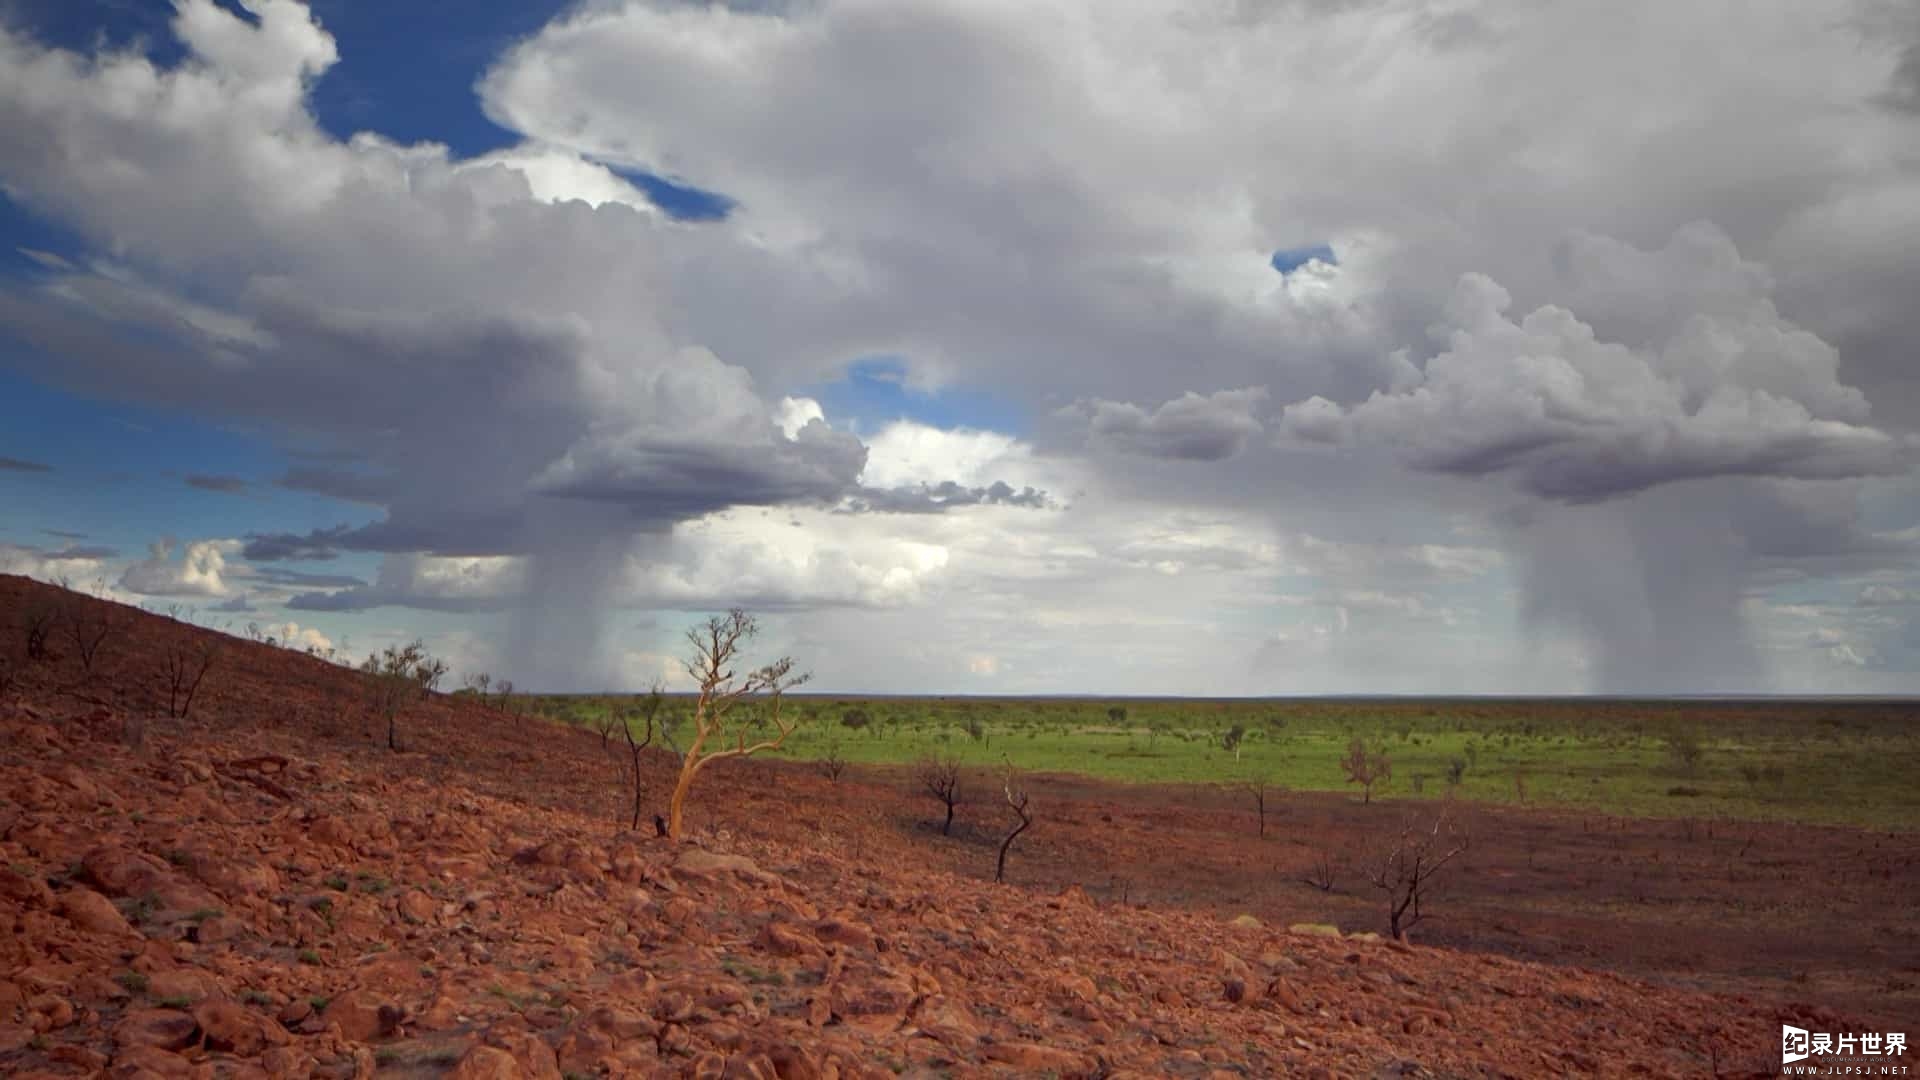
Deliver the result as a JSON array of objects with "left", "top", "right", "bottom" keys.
[
  {"left": 58, "top": 887, "right": 135, "bottom": 937},
  {"left": 193, "top": 1000, "right": 290, "bottom": 1055},
  {"left": 673, "top": 849, "right": 782, "bottom": 889},
  {"left": 322, "top": 988, "right": 404, "bottom": 1043},
  {"left": 113, "top": 1008, "right": 201, "bottom": 1053}
]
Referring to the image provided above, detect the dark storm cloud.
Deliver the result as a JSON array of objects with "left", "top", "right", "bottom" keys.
[
  {"left": 1076, "top": 389, "right": 1269, "bottom": 462},
  {"left": 276, "top": 467, "right": 396, "bottom": 503},
  {"left": 247, "top": 566, "right": 367, "bottom": 589},
  {"left": 285, "top": 553, "right": 517, "bottom": 613},
  {"left": 185, "top": 474, "right": 247, "bottom": 493},
  {"left": 841, "top": 480, "right": 1051, "bottom": 514},
  {"left": 49, "top": 544, "right": 120, "bottom": 560},
  {"left": 1878, "top": 43, "right": 1920, "bottom": 113},
  {"left": 242, "top": 525, "right": 354, "bottom": 562}
]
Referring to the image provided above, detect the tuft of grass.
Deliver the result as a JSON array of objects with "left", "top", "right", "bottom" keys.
[
  {"left": 298, "top": 949, "right": 322, "bottom": 965},
  {"left": 155, "top": 995, "right": 192, "bottom": 1009},
  {"left": 114, "top": 971, "right": 150, "bottom": 994},
  {"left": 720, "top": 956, "right": 787, "bottom": 986},
  {"left": 117, "top": 892, "right": 161, "bottom": 926}
]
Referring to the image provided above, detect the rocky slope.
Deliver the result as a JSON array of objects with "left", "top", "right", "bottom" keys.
[{"left": 0, "top": 576, "right": 1853, "bottom": 1077}]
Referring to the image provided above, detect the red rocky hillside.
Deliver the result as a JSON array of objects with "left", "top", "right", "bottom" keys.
[{"left": 0, "top": 574, "right": 1856, "bottom": 1077}]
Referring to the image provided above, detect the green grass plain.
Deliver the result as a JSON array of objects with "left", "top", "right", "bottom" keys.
[{"left": 516, "top": 694, "right": 1920, "bottom": 831}]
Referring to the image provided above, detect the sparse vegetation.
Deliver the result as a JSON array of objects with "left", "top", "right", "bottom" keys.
[
  {"left": 463, "top": 671, "right": 492, "bottom": 699},
  {"left": 1220, "top": 723, "right": 1247, "bottom": 760},
  {"left": 1341, "top": 738, "right": 1391, "bottom": 804},
  {"left": 21, "top": 595, "right": 59, "bottom": 661},
  {"left": 1302, "top": 846, "right": 1336, "bottom": 892},
  {"left": 359, "top": 640, "right": 446, "bottom": 751},
  {"left": 1237, "top": 775, "right": 1274, "bottom": 838},
  {"left": 592, "top": 705, "right": 621, "bottom": 754},
  {"left": 663, "top": 610, "right": 809, "bottom": 840},
  {"left": 1368, "top": 800, "right": 1470, "bottom": 941},
  {"left": 996, "top": 762, "right": 1033, "bottom": 884},
  {"left": 821, "top": 741, "right": 847, "bottom": 783},
  {"left": 162, "top": 635, "right": 221, "bottom": 719},
  {"left": 520, "top": 694, "right": 1920, "bottom": 829},
  {"left": 64, "top": 582, "right": 120, "bottom": 678},
  {"left": 619, "top": 685, "right": 663, "bottom": 832},
  {"left": 1665, "top": 730, "right": 1705, "bottom": 775},
  {"left": 915, "top": 754, "right": 963, "bottom": 835}
]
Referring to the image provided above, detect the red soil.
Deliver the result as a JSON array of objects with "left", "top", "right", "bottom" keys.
[{"left": 1, "top": 574, "right": 1903, "bottom": 1077}]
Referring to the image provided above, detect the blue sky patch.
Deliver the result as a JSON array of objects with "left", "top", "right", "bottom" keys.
[
  {"left": 1271, "top": 243, "right": 1337, "bottom": 274},
  {"left": 604, "top": 165, "right": 735, "bottom": 222},
  {"left": 812, "top": 357, "right": 1026, "bottom": 436},
  {"left": 0, "top": 0, "right": 736, "bottom": 223},
  {"left": 0, "top": 192, "right": 96, "bottom": 279},
  {"left": 0, "top": 365, "right": 377, "bottom": 565}
]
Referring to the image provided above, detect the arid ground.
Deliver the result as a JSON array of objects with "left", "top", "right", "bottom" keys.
[{"left": 2, "top": 574, "right": 1912, "bottom": 1078}]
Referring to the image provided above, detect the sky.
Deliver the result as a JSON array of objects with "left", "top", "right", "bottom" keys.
[{"left": 0, "top": 0, "right": 1917, "bottom": 695}]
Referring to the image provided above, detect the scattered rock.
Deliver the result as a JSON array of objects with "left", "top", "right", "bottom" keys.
[
  {"left": 448, "top": 1045, "right": 522, "bottom": 1079},
  {"left": 984, "top": 1041, "right": 1096, "bottom": 1075},
  {"left": 113, "top": 1008, "right": 201, "bottom": 1052},
  {"left": 193, "top": 1000, "right": 289, "bottom": 1055},
  {"left": 322, "top": 988, "right": 404, "bottom": 1043},
  {"left": 58, "top": 887, "right": 135, "bottom": 937},
  {"left": 674, "top": 848, "right": 783, "bottom": 889}
]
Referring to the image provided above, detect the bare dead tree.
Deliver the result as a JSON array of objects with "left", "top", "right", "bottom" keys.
[
  {"left": 1237, "top": 776, "right": 1274, "bottom": 838},
  {"left": 65, "top": 589, "right": 121, "bottom": 679},
  {"left": 1367, "top": 801, "right": 1470, "bottom": 941},
  {"left": 1302, "top": 846, "right": 1336, "bottom": 892},
  {"left": 494, "top": 679, "right": 515, "bottom": 714},
  {"left": 915, "top": 754, "right": 963, "bottom": 835},
  {"left": 593, "top": 705, "right": 622, "bottom": 755},
  {"left": 162, "top": 636, "right": 221, "bottom": 719},
  {"left": 1341, "top": 738, "right": 1392, "bottom": 804},
  {"left": 463, "top": 671, "right": 492, "bottom": 703},
  {"left": 821, "top": 742, "right": 848, "bottom": 783},
  {"left": 621, "top": 686, "right": 664, "bottom": 832},
  {"left": 996, "top": 762, "right": 1033, "bottom": 884},
  {"left": 360, "top": 640, "right": 442, "bottom": 751},
  {"left": 663, "top": 609, "right": 810, "bottom": 839},
  {"left": 21, "top": 597, "right": 59, "bottom": 661}
]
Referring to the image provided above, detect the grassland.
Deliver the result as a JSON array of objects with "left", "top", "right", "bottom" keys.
[{"left": 517, "top": 694, "right": 1920, "bottom": 830}]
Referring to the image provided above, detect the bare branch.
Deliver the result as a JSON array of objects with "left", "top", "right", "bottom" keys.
[
  {"left": 663, "top": 610, "right": 811, "bottom": 839},
  {"left": 996, "top": 759, "right": 1034, "bottom": 884}
]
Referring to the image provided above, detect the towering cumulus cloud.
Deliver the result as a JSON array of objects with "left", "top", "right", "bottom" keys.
[
  {"left": 0, "top": 2, "right": 878, "bottom": 685},
  {"left": 0, "top": 0, "right": 1914, "bottom": 691}
]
